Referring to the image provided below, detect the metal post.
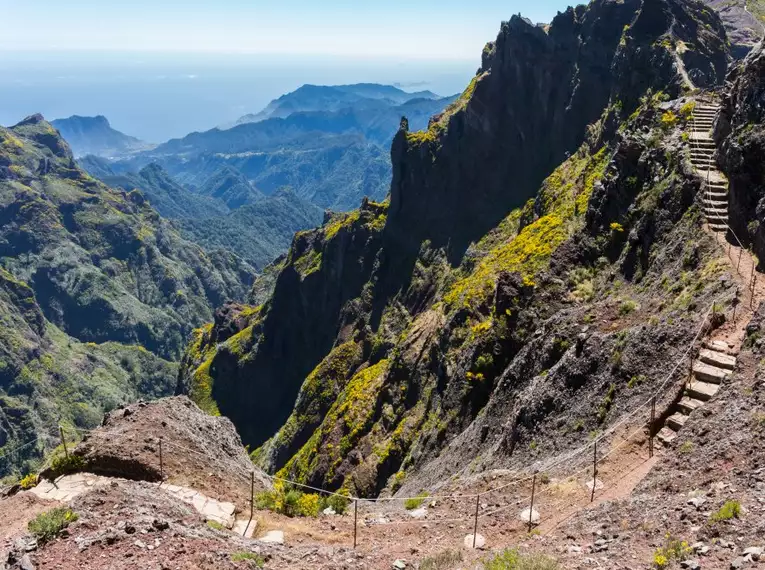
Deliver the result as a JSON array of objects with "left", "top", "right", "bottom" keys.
[
  {"left": 528, "top": 473, "right": 537, "bottom": 533},
  {"left": 159, "top": 437, "right": 163, "bottom": 480},
  {"left": 353, "top": 500, "right": 358, "bottom": 549},
  {"left": 590, "top": 440, "right": 598, "bottom": 503},
  {"left": 59, "top": 426, "right": 68, "bottom": 459},
  {"left": 649, "top": 396, "right": 656, "bottom": 459},
  {"left": 243, "top": 471, "right": 255, "bottom": 537},
  {"left": 472, "top": 494, "right": 480, "bottom": 548},
  {"left": 738, "top": 248, "right": 743, "bottom": 273}
]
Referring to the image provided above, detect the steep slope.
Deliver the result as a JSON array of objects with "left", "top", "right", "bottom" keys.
[
  {"left": 102, "top": 163, "right": 229, "bottom": 220},
  {"left": 99, "top": 164, "right": 322, "bottom": 269},
  {"left": 173, "top": 188, "right": 324, "bottom": 271},
  {"left": 51, "top": 115, "right": 154, "bottom": 158},
  {"left": 179, "top": 0, "right": 731, "bottom": 499},
  {"left": 717, "top": 42, "right": 765, "bottom": 261},
  {"left": 0, "top": 115, "right": 257, "bottom": 475},
  {"left": 705, "top": 0, "right": 764, "bottom": 57}
]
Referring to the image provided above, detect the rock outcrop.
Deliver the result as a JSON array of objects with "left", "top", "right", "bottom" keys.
[{"left": 717, "top": 42, "right": 765, "bottom": 264}]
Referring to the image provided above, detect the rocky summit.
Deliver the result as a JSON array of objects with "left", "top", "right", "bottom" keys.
[{"left": 4, "top": 0, "right": 765, "bottom": 568}]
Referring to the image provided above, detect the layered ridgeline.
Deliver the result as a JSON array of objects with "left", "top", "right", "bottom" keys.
[
  {"left": 51, "top": 115, "right": 154, "bottom": 158},
  {"left": 86, "top": 160, "right": 323, "bottom": 269},
  {"left": 179, "top": 0, "right": 731, "bottom": 497},
  {"left": 97, "top": 84, "right": 456, "bottom": 212},
  {"left": 0, "top": 115, "right": 255, "bottom": 477}
]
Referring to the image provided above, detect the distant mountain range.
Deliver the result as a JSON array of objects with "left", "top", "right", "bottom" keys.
[
  {"left": 223, "top": 83, "right": 443, "bottom": 128},
  {"left": 52, "top": 83, "right": 454, "bottom": 268},
  {"left": 51, "top": 115, "right": 154, "bottom": 158}
]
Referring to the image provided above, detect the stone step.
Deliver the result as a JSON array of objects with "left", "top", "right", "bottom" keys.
[
  {"left": 657, "top": 426, "right": 678, "bottom": 445},
  {"left": 699, "top": 348, "right": 736, "bottom": 370},
  {"left": 708, "top": 223, "right": 727, "bottom": 232},
  {"left": 704, "top": 199, "right": 728, "bottom": 208},
  {"left": 687, "top": 379, "right": 721, "bottom": 401},
  {"left": 703, "top": 340, "right": 738, "bottom": 354},
  {"left": 705, "top": 213, "right": 727, "bottom": 222},
  {"left": 667, "top": 413, "right": 689, "bottom": 431},
  {"left": 693, "top": 361, "right": 730, "bottom": 384},
  {"left": 677, "top": 396, "right": 705, "bottom": 414}
]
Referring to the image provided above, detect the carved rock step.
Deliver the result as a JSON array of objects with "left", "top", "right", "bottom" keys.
[
  {"left": 658, "top": 426, "right": 677, "bottom": 445},
  {"left": 667, "top": 413, "right": 689, "bottom": 431},
  {"left": 703, "top": 340, "right": 738, "bottom": 355},
  {"left": 693, "top": 361, "right": 730, "bottom": 384},
  {"left": 698, "top": 348, "right": 736, "bottom": 370},
  {"left": 687, "top": 379, "right": 721, "bottom": 401},
  {"left": 677, "top": 396, "right": 705, "bottom": 414}
]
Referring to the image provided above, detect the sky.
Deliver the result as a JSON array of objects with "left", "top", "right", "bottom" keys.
[{"left": 0, "top": 0, "right": 574, "bottom": 60}]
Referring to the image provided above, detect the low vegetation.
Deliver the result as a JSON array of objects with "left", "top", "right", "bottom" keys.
[
  {"left": 231, "top": 551, "right": 265, "bottom": 568},
  {"left": 404, "top": 492, "right": 429, "bottom": 510},
  {"left": 652, "top": 535, "right": 691, "bottom": 568},
  {"left": 483, "top": 549, "right": 559, "bottom": 570},
  {"left": 28, "top": 507, "right": 79, "bottom": 544},
  {"left": 420, "top": 550, "right": 463, "bottom": 570},
  {"left": 709, "top": 500, "right": 742, "bottom": 523},
  {"left": 255, "top": 481, "right": 350, "bottom": 518}
]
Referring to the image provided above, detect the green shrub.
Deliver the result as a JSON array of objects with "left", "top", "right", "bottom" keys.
[
  {"left": 231, "top": 551, "right": 265, "bottom": 568},
  {"left": 404, "top": 492, "right": 429, "bottom": 510},
  {"left": 483, "top": 549, "right": 559, "bottom": 570},
  {"left": 19, "top": 473, "right": 38, "bottom": 490},
  {"left": 254, "top": 481, "right": 328, "bottom": 518},
  {"left": 710, "top": 500, "right": 742, "bottom": 523},
  {"left": 48, "top": 453, "right": 85, "bottom": 479},
  {"left": 322, "top": 493, "right": 350, "bottom": 515},
  {"left": 420, "top": 549, "right": 463, "bottom": 570},
  {"left": 28, "top": 507, "right": 78, "bottom": 544},
  {"left": 653, "top": 536, "right": 691, "bottom": 568},
  {"left": 618, "top": 300, "right": 638, "bottom": 315}
]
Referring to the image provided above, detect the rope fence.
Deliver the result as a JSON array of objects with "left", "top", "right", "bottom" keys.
[{"left": 0, "top": 292, "right": 731, "bottom": 549}]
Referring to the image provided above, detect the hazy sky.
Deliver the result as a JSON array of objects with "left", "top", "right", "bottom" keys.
[{"left": 0, "top": 0, "right": 574, "bottom": 60}]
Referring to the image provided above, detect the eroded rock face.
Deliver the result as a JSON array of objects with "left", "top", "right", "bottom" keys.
[
  {"left": 387, "top": 0, "right": 727, "bottom": 262},
  {"left": 180, "top": 0, "right": 732, "bottom": 497},
  {"left": 718, "top": 43, "right": 765, "bottom": 264}
]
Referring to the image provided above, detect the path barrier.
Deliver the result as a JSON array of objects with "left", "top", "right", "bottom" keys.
[{"left": 2, "top": 292, "right": 734, "bottom": 548}]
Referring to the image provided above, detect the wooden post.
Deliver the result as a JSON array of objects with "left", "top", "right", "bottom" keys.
[
  {"left": 590, "top": 440, "right": 598, "bottom": 503},
  {"left": 59, "top": 426, "right": 68, "bottom": 459},
  {"left": 752, "top": 275, "right": 758, "bottom": 308},
  {"left": 472, "top": 494, "right": 480, "bottom": 548},
  {"left": 649, "top": 396, "right": 656, "bottom": 459},
  {"left": 159, "top": 437, "right": 163, "bottom": 480},
  {"left": 353, "top": 500, "right": 358, "bottom": 549},
  {"left": 750, "top": 250, "right": 756, "bottom": 290},
  {"left": 528, "top": 473, "right": 537, "bottom": 533}
]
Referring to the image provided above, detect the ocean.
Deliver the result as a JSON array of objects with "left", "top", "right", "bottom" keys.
[{"left": 0, "top": 51, "right": 476, "bottom": 143}]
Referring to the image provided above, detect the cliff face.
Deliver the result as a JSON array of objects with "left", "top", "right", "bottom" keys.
[
  {"left": 717, "top": 43, "right": 765, "bottom": 263},
  {"left": 180, "top": 0, "right": 731, "bottom": 497},
  {"left": 387, "top": 0, "right": 727, "bottom": 261}
]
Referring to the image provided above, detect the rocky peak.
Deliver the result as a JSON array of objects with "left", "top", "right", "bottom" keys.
[{"left": 387, "top": 0, "right": 728, "bottom": 264}]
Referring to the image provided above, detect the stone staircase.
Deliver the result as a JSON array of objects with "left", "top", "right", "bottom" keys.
[
  {"left": 688, "top": 102, "right": 728, "bottom": 233},
  {"left": 657, "top": 340, "right": 737, "bottom": 444}
]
